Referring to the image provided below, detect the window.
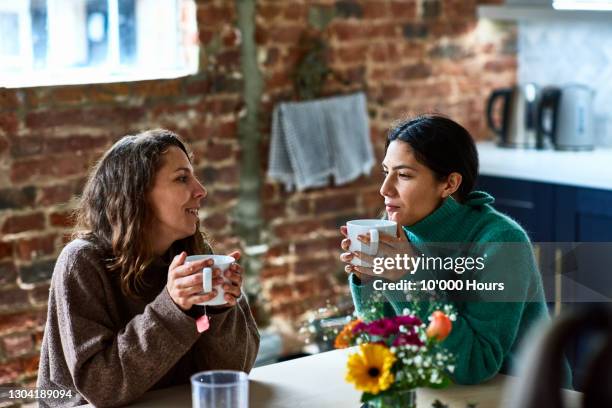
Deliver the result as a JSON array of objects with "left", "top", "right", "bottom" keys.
[{"left": 0, "top": 0, "right": 198, "bottom": 88}]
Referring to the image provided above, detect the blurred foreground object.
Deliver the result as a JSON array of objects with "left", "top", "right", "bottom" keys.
[{"left": 504, "top": 304, "right": 612, "bottom": 408}]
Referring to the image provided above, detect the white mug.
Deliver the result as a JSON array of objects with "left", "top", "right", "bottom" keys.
[
  {"left": 185, "top": 255, "right": 236, "bottom": 306},
  {"left": 346, "top": 219, "right": 397, "bottom": 267}
]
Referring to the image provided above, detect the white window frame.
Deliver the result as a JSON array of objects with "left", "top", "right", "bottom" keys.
[{"left": 1, "top": 0, "right": 198, "bottom": 88}]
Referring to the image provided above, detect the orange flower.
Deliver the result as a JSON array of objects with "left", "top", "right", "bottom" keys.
[
  {"left": 335, "top": 319, "right": 362, "bottom": 349},
  {"left": 426, "top": 311, "right": 452, "bottom": 341}
]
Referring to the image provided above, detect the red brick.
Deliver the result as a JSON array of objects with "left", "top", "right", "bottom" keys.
[
  {"left": 12, "top": 134, "right": 109, "bottom": 158},
  {"left": 0, "top": 89, "right": 19, "bottom": 110},
  {"left": 221, "top": 26, "right": 241, "bottom": 47},
  {"left": 28, "top": 284, "right": 51, "bottom": 306},
  {"left": 203, "top": 213, "right": 228, "bottom": 230},
  {"left": 282, "top": 3, "right": 307, "bottom": 19},
  {"left": 314, "top": 194, "right": 357, "bottom": 213},
  {"left": 274, "top": 220, "right": 324, "bottom": 240},
  {"left": 331, "top": 22, "right": 369, "bottom": 41},
  {"left": 202, "top": 98, "right": 242, "bottom": 117},
  {"left": 1, "top": 213, "right": 45, "bottom": 234},
  {"left": 21, "top": 354, "right": 40, "bottom": 376},
  {"left": 295, "top": 237, "right": 341, "bottom": 255},
  {"left": 294, "top": 258, "right": 338, "bottom": 275},
  {"left": 0, "top": 359, "right": 22, "bottom": 384},
  {"left": 10, "top": 153, "right": 94, "bottom": 184},
  {"left": 367, "top": 22, "right": 398, "bottom": 39},
  {"left": 198, "top": 5, "right": 233, "bottom": 24},
  {"left": 333, "top": 45, "right": 369, "bottom": 65},
  {"left": 404, "top": 81, "right": 453, "bottom": 100},
  {"left": 0, "top": 288, "right": 31, "bottom": 312},
  {"left": 132, "top": 79, "right": 182, "bottom": 99},
  {"left": 38, "top": 181, "right": 83, "bottom": 206},
  {"left": 267, "top": 283, "right": 293, "bottom": 300},
  {"left": 200, "top": 141, "right": 233, "bottom": 162},
  {"left": 49, "top": 211, "right": 74, "bottom": 228},
  {"left": 264, "top": 243, "right": 289, "bottom": 259},
  {"left": 266, "top": 71, "right": 291, "bottom": 90},
  {"left": 257, "top": 4, "right": 282, "bottom": 20},
  {"left": 390, "top": 1, "right": 418, "bottom": 19},
  {"left": 294, "top": 275, "right": 334, "bottom": 296},
  {"left": 216, "top": 50, "right": 241, "bottom": 68},
  {"left": 46, "top": 86, "right": 87, "bottom": 106},
  {"left": 0, "top": 112, "right": 18, "bottom": 135},
  {"left": 263, "top": 202, "right": 285, "bottom": 221},
  {"left": 0, "top": 261, "right": 17, "bottom": 285},
  {"left": 1, "top": 333, "right": 34, "bottom": 359},
  {"left": 0, "top": 133, "right": 8, "bottom": 155},
  {"left": 199, "top": 28, "right": 214, "bottom": 46},
  {"left": 25, "top": 106, "right": 145, "bottom": 130},
  {"left": 260, "top": 265, "right": 288, "bottom": 279},
  {"left": 395, "top": 62, "right": 432, "bottom": 79},
  {"left": 484, "top": 56, "right": 518, "bottom": 73},
  {"left": 362, "top": 1, "right": 390, "bottom": 19},
  {"left": 202, "top": 188, "right": 239, "bottom": 207},
  {"left": 361, "top": 189, "right": 383, "bottom": 211},
  {"left": 0, "top": 240, "right": 13, "bottom": 259},
  {"left": 15, "top": 234, "right": 57, "bottom": 261},
  {"left": 0, "top": 311, "right": 46, "bottom": 335},
  {"left": 87, "top": 82, "right": 132, "bottom": 103}
]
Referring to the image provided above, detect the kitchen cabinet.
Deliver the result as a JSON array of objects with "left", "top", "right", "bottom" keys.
[{"left": 478, "top": 175, "right": 612, "bottom": 388}]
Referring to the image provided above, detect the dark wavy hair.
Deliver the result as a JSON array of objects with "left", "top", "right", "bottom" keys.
[
  {"left": 386, "top": 114, "right": 479, "bottom": 203},
  {"left": 73, "top": 129, "right": 210, "bottom": 298}
]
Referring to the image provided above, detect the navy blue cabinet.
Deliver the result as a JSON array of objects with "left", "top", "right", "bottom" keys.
[{"left": 478, "top": 175, "right": 612, "bottom": 389}]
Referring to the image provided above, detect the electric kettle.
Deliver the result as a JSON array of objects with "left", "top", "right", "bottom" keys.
[
  {"left": 486, "top": 83, "right": 540, "bottom": 148},
  {"left": 537, "top": 84, "right": 595, "bottom": 151}
]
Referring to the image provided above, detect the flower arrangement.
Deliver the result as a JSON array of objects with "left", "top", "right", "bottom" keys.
[{"left": 336, "top": 304, "right": 456, "bottom": 407}]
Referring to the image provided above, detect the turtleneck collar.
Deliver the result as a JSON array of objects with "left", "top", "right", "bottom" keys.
[{"left": 402, "top": 191, "right": 494, "bottom": 243}]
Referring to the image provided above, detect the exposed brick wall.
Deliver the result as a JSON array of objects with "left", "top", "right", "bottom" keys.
[
  {"left": 0, "top": 0, "right": 513, "bottom": 389},
  {"left": 257, "top": 0, "right": 514, "bottom": 318}
]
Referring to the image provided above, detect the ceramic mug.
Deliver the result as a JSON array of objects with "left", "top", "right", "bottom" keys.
[
  {"left": 185, "top": 254, "right": 236, "bottom": 306},
  {"left": 346, "top": 219, "right": 397, "bottom": 267}
]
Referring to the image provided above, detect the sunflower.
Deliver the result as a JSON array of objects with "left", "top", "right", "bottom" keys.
[{"left": 345, "top": 343, "right": 396, "bottom": 394}]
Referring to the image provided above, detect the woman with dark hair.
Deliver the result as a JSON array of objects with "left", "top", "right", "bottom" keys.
[
  {"left": 340, "top": 115, "right": 569, "bottom": 386},
  {"left": 38, "top": 129, "right": 260, "bottom": 407}
]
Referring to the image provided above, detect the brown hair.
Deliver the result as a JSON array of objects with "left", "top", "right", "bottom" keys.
[{"left": 73, "top": 129, "right": 210, "bottom": 298}]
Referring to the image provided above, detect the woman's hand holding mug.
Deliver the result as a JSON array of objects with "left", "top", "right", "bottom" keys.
[
  {"left": 340, "top": 222, "right": 416, "bottom": 282},
  {"left": 167, "top": 252, "right": 222, "bottom": 310}
]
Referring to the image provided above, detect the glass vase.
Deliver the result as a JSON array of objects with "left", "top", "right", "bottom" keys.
[{"left": 366, "top": 388, "right": 416, "bottom": 408}]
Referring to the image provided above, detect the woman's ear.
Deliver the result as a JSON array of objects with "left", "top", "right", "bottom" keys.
[{"left": 441, "top": 172, "right": 462, "bottom": 198}]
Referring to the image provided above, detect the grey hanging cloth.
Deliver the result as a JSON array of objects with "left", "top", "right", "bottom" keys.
[{"left": 268, "top": 92, "right": 375, "bottom": 191}]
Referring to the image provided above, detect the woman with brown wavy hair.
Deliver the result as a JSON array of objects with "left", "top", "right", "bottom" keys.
[{"left": 37, "top": 129, "right": 260, "bottom": 407}]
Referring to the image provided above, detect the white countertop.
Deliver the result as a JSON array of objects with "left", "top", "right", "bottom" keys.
[
  {"left": 477, "top": 141, "right": 612, "bottom": 191},
  {"left": 81, "top": 348, "right": 581, "bottom": 408}
]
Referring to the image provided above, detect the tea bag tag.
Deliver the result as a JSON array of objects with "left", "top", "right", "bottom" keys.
[{"left": 196, "top": 306, "right": 210, "bottom": 333}]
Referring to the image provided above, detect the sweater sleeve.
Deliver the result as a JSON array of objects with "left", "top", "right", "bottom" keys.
[
  {"left": 190, "top": 293, "right": 260, "bottom": 373},
  {"left": 53, "top": 246, "right": 201, "bottom": 407}
]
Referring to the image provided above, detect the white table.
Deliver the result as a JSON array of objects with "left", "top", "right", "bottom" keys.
[{"left": 80, "top": 348, "right": 581, "bottom": 407}]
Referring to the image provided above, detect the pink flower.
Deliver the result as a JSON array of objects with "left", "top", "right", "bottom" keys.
[
  {"left": 394, "top": 315, "right": 422, "bottom": 327},
  {"left": 365, "top": 318, "right": 399, "bottom": 337},
  {"left": 352, "top": 321, "right": 368, "bottom": 334},
  {"left": 392, "top": 331, "right": 424, "bottom": 347}
]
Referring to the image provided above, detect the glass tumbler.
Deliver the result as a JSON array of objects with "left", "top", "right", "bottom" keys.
[{"left": 191, "top": 370, "right": 248, "bottom": 408}]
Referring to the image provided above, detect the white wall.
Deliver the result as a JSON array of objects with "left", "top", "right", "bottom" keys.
[{"left": 518, "top": 20, "right": 612, "bottom": 146}]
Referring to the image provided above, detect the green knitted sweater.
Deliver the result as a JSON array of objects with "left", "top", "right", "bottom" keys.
[{"left": 350, "top": 191, "right": 561, "bottom": 385}]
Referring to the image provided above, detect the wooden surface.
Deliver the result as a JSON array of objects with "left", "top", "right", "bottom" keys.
[{"left": 79, "top": 348, "right": 582, "bottom": 407}]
